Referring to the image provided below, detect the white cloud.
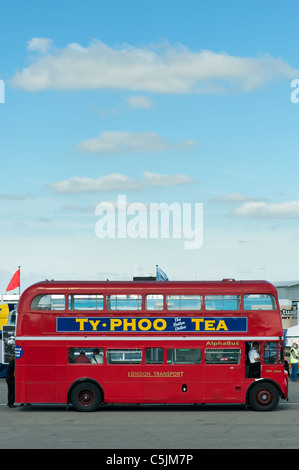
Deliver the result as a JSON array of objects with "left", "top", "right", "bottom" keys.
[
  {"left": 0, "top": 192, "right": 34, "bottom": 201},
  {"left": 11, "top": 39, "right": 298, "bottom": 93},
  {"left": 27, "top": 37, "right": 54, "bottom": 54},
  {"left": 212, "top": 192, "right": 263, "bottom": 203},
  {"left": 62, "top": 203, "right": 98, "bottom": 213},
  {"left": 232, "top": 200, "right": 299, "bottom": 218},
  {"left": 48, "top": 172, "right": 196, "bottom": 194},
  {"left": 143, "top": 172, "right": 196, "bottom": 187},
  {"left": 76, "top": 130, "right": 197, "bottom": 155},
  {"left": 48, "top": 174, "right": 142, "bottom": 194},
  {"left": 125, "top": 95, "right": 153, "bottom": 109}
]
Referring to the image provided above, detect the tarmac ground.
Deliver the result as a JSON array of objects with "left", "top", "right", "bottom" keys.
[{"left": 1, "top": 377, "right": 298, "bottom": 450}]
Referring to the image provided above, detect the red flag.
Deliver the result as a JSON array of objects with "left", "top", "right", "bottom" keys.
[{"left": 6, "top": 268, "right": 20, "bottom": 292}]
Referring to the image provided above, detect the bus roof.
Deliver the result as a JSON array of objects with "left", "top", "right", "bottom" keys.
[{"left": 18, "top": 279, "right": 277, "bottom": 309}]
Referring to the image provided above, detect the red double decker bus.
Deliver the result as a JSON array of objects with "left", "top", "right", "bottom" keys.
[{"left": 15, "top": 279, "right": 288, "bottom": 411}]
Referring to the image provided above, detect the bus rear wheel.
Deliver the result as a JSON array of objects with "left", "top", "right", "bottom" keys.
[
  {"left": 249, "top": 382, "right": 279, "bottom": 411},
  {"left": 71, "top": 382, "right": 101, "bottom": 412}
]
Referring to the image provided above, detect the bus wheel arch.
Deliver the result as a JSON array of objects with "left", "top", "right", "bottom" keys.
[
  {"left": 68, "top": 378, "right": 104, "bottom": 412},
  {"left": 247, "top": 380, "right": 280, "bottom": 411}
]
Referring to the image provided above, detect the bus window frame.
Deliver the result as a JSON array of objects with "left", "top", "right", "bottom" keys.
[
  {"left": 30, "top": 294, "right": 66, "bottom": 311},
  {"left": 166, "top": 295, "right": 203, "bottom": 311},
  {"left": 243, "top": 294, "right": 277, "bottom": 311},
  {"left": 204, "top": 295, "right": 241, "bottom": 311}
]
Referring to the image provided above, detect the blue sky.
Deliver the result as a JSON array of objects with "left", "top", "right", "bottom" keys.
[{"left": 0, "top": 0, "right": 299, "bottom": 290}]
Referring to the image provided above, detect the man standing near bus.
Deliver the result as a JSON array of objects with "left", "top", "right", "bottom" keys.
[
  {"left": 6, "top": 355, "right": 15, "bottom": 407},
  {"left": 290, "top": 343, "right": 299, "bottom": 382}
]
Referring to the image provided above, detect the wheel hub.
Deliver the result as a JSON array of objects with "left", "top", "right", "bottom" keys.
[
  {"left": 79, "top": 389, "right": 95, "bottom": 406},
  {"left": 256, "top": 389, "right": 272, "bottom": 406}
]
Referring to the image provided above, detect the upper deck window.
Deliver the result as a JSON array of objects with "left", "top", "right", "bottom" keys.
[
  {"left": 244, "top": 294, "right": 277, "bottom": 310},
  {"left": 31, "top": 294, "right": 65, "bottom": 311},
  {"left": 68, "top": 294, "right": 103, "bottom": 311},
  {"left": 106, "top": 294, "right": 142, "bottom": 311},
  {"left": 166, "top": 295, "right": 202, "bottom": 310},
  {"left": 145, "top": 294, "right": 164, "bottom": 310},
  {"left": 205, "top": 295, "right": 241, "bottom": 311}
]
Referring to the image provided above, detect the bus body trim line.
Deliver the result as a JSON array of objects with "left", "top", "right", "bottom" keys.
[{"left": 15, "top": 335, "right": 281, "bottom": 341}]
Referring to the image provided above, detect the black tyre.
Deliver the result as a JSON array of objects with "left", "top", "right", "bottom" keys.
[
  {"left": 249, "top": 382, "right": 279, "bottom": 411},
  {"left": 70, "top": 382, "right": 101, "bottom": 412}
]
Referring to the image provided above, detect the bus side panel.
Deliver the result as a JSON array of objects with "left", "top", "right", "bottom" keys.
[
  {"left": 201, "top": 364, "right": 245, "bottom": 403},
  {"left": 100, "top": 366, "right": 144, "bottom": 402},
  {"left": 100, "top": 367, "right": 202, "bottom": 404},
  {"left": 15, "top": 341, "right": 68, "bottom": 404}
]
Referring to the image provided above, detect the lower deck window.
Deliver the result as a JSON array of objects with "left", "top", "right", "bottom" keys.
[
  {"left": 68, "top": 346, "right": 246, "bottom": 366},
  {"left": 205, "top": 348, "right": 241, "bottom": 364},
  {"left": 145, "top": 347, "right": 163, "bottom": 364},
  {"left": 106, "top": 349, "right": 142, "bottom": 364},
  {"left": 264, "top": 342, "right": 283, "bottom": 364},
  {"left": 69, "top": 347, "right": 103, "bottom": 364},
  {"left": 167, "top": 348, "right": 201, "bottom": 364}
]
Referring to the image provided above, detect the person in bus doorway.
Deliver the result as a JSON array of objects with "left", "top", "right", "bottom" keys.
[
  {"left": 290, "top": 343, "right": 299, "bottom": 382},
  {"left": 248, "top": 342, "right": 260, "bottom": 377},
  {"left": 248, "top": 342, "right": 260, "bottom": 363},
  {"left": 6, "top": 355, "right": 15, "bottom": 408}
]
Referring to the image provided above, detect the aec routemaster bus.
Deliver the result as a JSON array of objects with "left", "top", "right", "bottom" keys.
[{"left": 14, "top": 279, "right": 288, "bottom": 411}]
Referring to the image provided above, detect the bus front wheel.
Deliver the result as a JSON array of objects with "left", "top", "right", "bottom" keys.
[
  {"left": 70, "top": 382, "right": 101, "bottom": 412},
  {"left": 249, "top": 382, "right": 279, "bottom": 411}
]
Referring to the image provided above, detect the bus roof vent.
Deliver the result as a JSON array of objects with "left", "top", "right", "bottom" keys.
[{"left": 222, "top": 278, "right": 235, "bottom": 282}]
